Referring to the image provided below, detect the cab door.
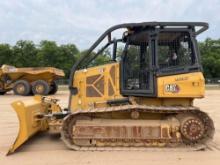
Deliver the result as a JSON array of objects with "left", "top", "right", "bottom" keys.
[{"left": 120, "top": 32, "right": 156, "bottom": 96}]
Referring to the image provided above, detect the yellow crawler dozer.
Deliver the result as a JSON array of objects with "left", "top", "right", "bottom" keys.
[
  {"left": 7, "top": 22, "right": 215, "bottom": 155},
  {"left": 0, "top": 65, "right": 65, "bottom": 95}
]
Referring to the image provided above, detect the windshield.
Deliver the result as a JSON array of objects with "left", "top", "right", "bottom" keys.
[{"left": 157, "top": 31, "right": 197, "bottom": 70}]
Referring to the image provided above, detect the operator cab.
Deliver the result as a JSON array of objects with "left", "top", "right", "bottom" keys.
[
  {"left": 70, "top": 22, "right": 207, "bottom": 97},
  {"left": 121, "top": 27, "right": 200, "bottom": 96}
]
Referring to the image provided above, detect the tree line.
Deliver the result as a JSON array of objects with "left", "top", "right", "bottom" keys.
[
  {"left": 0, "top": 38, "right": 220, "bottom": 78},
  {"left": 199, "top": 38, "right": 220, "bottom": 78}
]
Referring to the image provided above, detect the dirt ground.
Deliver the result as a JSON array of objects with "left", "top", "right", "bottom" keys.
[{"left": 0, "top": 90, "right": 220, "bottom": 165}]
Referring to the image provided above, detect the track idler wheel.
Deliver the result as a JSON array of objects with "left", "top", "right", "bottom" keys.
[{"left": 179, "top": 114, "right": 205, "bottom": 143}]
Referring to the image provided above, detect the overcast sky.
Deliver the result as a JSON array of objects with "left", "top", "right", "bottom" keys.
[{"left": 0, "top": 0, "right": 219, "bottom": 49}]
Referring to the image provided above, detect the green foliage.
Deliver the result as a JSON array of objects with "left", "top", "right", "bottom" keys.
[
  {"left": 91, "top": 48, "right": 112, "bottom": 67},
  {"left": 0, "top": 44, "right": 13, "bottom": 65},
  {"left": 199, "top": 38, "right": 220, "bottom": 78},
  {"left": 58, "top": 44, "right": 79, "bottom": 77},
  {"left": 12, "top": 40, "right": 38, "bottom": 67},
  {"left": 76, "top": 48, "right": 112, "bottom": 69}
]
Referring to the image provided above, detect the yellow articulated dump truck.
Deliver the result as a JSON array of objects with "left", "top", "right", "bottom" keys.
[
  {"left": 0, "top": 65, "right": 65, "bottom": 96},
  {"left": 7, "top": 22, "right": 215, "bottom": 155}
]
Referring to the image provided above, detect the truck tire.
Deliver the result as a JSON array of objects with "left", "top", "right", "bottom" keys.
[
  {"left": 49, "top": 81, "right": 58, "bottom": 94},
  {"left": 32, "top": 80, "right": 50, "bottom": 95},
  {"left": 0, "top": 91, "right": 6, "bottom": 95},
  {"left": 13, "top": 80, "right": 31, "bottom": 96},
  {"left": 0, "top": 81, "right": 6, "bottom": 95}
]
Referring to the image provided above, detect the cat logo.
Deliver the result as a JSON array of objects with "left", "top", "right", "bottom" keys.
[{"left": 165, "top": 84, "right": 180, "bottom": 93}]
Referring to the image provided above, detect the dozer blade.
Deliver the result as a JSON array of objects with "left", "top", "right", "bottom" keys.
[{"left": 7, "top": 96, "right": 48, "bottom": 155}]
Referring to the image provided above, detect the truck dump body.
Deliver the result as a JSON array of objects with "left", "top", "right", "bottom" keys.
[{"left": 0, "top": 65, "right": 65, "bottom": 95}]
